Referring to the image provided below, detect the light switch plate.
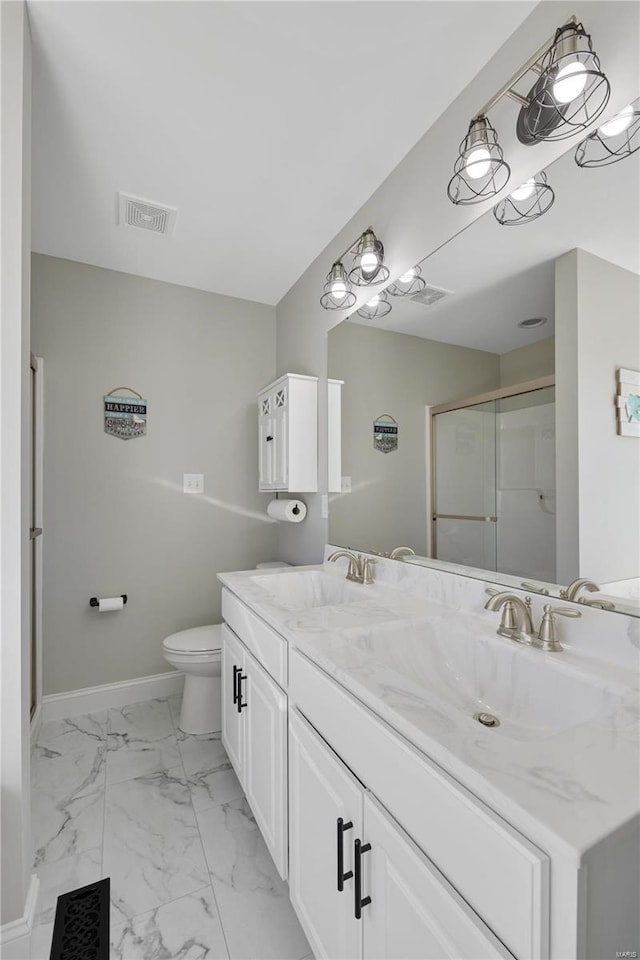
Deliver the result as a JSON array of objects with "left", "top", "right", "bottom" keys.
[
  {"left": 341, "top": 476, "right": 352, "bottom": 494},
  {"left": 183, "top": 473, "right": 204, "bottom": 494}
]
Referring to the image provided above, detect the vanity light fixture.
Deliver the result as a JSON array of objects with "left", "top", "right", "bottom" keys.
[
  {"left": 387, "top": 264, "right": 427, "bottom": 298},
  {"left": 447, "top": 117, "right": 511, "bottom": 205},
  {"left": 575, "top": 100, "right": 640, "bottom": 168},
  {"left": 493, "top": 171, "right": 555, "bottom": 225},
  {"left": 348, "top": 229, "right": 390, "bottom": 286},
  {"left": 518, "top": 23, "right": 610, "bottom": 143},
  {"left": 356, "top": 290, "right": 392, "bottom": 320},
  {"left": 320, "top": 261, "right": 357, "bottom": 311}
]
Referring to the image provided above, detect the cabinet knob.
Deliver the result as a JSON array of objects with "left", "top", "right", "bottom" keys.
[{"left": 266, "top": 436, "right": 274, "bottom": 442}]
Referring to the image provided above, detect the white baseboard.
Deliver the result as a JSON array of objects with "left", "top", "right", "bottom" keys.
[
  {"left": 0, "top": 874, "right": 39, "bottom": 959},
  {"left": 41, "top": 670, "right": 185, "bottom": 722}
]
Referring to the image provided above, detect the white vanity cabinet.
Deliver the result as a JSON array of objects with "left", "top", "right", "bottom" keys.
[
  {"left": 257, "top": 373, "right": 318, "bottom": 492},
  {"left": 221, "top": 621, "right": 288, "bottom": 879},
  {"left": 289, "top": 707, "right": 511, "bottom": 960}
]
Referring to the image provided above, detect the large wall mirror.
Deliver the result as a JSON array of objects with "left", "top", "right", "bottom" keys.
[{"left": 328, "top": 138, "right": 640, "bottom": 617}]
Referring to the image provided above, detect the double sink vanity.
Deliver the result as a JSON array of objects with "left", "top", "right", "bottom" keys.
[{"left": 218, "top": 551, "right": 639, "bottom": 960}]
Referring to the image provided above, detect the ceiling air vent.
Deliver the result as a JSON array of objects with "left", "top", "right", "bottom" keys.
[
  {"left": 409, "top": 283, "right": 454, "bottom": 308},
  {"left": 118, "top": 193, "right": 176, "bottom": 236}
]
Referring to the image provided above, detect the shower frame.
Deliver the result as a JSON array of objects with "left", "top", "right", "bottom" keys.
[{"left": 429, "top": 374, "right": 555, "bottom": 561}]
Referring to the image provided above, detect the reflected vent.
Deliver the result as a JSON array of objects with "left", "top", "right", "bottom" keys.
[
  {"left": 409, "top": 283, "right": 454, "bottom": 307},
  {"left": 118, "top": 193, "right": 176, "bottom": 236}
]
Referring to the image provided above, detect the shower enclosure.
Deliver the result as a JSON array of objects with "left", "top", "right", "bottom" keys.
[{"left": 431, "top": 377, "right": 556, "bottom": 582}]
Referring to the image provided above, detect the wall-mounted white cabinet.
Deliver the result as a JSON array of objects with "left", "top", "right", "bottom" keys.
[{"left": 258, "top": 373, "right": 318, "bottom": 492}]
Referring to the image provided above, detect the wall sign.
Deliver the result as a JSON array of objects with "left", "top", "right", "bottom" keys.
[
  {"left": 373, "top": 414, "right": 398, "bottom": 453},
  {"left": 616, "top": 368, "right": 640, "bottom": 438},
  {"left": 104, "top": 387, "right": 147, "bottom": 440}
]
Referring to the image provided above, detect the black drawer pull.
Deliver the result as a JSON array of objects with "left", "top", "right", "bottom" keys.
[
  {"left": 237, "top": 672, "right": 247, "bottom": 712},
  {"left": 336, "top": 818, "right": 353, "bottom": 892},
  {"left": 232, "top": 665, "right": 240, "bottom": 705},
  {"left": 354, "top": 839, "right": 371, "bottom": 919}
]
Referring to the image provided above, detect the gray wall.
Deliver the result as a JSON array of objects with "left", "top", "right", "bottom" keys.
[
  {"left": 32, "top": 255, "right": 277, "bottom": 695},
  {"left": 327, "top": 322, "right": 500, "bottom": 556},
  {"left": 556, "top": 250, "right": 640, "bottom": 584},
  {"left": 499, "top": 337, "right": 555, "bottom": 387}
]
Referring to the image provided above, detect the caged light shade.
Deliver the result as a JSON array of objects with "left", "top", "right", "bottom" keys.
[
  {"left": 447, "top": 117, "right": 510, "bottom": 205},
  {"left": 575, "top": 101, "right": 640, "bottom": 168},
  {"left": 517, "top": 23, "right": 610, "bottom": 143},
  {"left": 356, "top": 290, "right": 392, "bottom": 320},
  {"left": 493, "top": 171, "right": 555, "bottom": 225},
  {"left": 348, "top": 229, "right": 390, "bottom": 286},
  {"left": 387, "top": 265, "right": 426, "bottom": 298},
  {"left": 320, "top": 261, "right": 357, "bottom": 310}
]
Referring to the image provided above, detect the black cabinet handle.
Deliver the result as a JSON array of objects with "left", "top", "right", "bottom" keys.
[
  {"left": 266, "top": 435, "right": 274, "bottom": 441},
  {"left": 237, "top": 672, "right": 247, "bottom": 713},
  {"left": 336, "top": 818, "right": 353, "bottom": 892},
  {"left": 354, "top": 839, "right": 371, "bottom": 919},
  {"left": 232, "top": 665, "right": 240, "bottom": 705}
]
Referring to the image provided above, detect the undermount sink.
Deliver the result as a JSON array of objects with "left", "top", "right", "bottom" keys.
[
  {"left": 349, "top": 621, "right": 623, "bottom": 740},
  {"left": 251, "top": 570, "right": 364, "bottom": 609}
]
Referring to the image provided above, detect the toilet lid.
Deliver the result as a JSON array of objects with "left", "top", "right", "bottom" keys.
[{"left": 163, "top": 624, "right": 222, "bottom": 653}]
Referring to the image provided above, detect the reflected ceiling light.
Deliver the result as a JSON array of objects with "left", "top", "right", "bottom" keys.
[
  {"left": 493, "top": 171, "right": 555, "bottom": 226},
  {"left": 387, "top": 264, "right": 427, "bottom": 298},
  {"left": 320, "top": 261, "right": 356, "bottom": 310},
  {"left": 575, "top": 100, "right": 640, "bottom": 167},
  {"left": 348, "top": 229, "right": 390, "bottom": 286},
  {"left": 518, "top": 23, "right": 609, "bottom": 143},
  {"left": 447, "top": 117, "right": 510, "bottom": 205},
  {"left": 356, "top": 290, "right": 392, "bottom": 320}
]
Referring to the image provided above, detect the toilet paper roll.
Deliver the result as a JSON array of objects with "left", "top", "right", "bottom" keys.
[
  {"left": 267, "top": 499, "right": 307, "bottom": 523},
  {"left": 98, "top": 596, "right": 124, "bottom": 612}
]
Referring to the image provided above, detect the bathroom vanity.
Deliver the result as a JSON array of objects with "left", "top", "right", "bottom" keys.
[{"left": 218, "top": 555, "right": 640, "bottom": 960}]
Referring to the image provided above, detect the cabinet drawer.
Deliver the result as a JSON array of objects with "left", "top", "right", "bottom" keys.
[
  {"left": 221, "top": 588, "right": 287, "bottom": 687},
  {"left": 290, "top": 650, "right": 549, "bottom": 960}
]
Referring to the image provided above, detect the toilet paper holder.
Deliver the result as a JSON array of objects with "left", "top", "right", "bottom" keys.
[{"left": 90, "top": 594, "right": 128, "bottom": 607}]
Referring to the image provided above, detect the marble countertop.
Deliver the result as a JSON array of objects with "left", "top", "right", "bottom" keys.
[{"left": 218, "top": 563, "right": 640, "bottom": 865}]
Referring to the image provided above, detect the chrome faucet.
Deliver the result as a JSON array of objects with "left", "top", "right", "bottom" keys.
[
  {"left": 485, "top": 589, "right": 581, "bottom": 651},
  {"left": 560, "top": 578, "right": 615, "bottom": 609},
  {"left": 484, "top": 590, "right": 535, "bottom": 644},
  {"left": 389, "top": 546, "right": 416, "bottom": 560},
  {"left": 328, "top": 550, "right": 377, "bottom": 585}
]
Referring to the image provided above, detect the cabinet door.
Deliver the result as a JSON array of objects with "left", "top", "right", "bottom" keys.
[
  {"left": 363, "top": 794, "right": 512, "bottom": 960},
  {"left": 258, "top": 413, "right": 275, "bottom": 491},
  {"left": 243, "top": 652, "right": 288, "bottom": 880},
  {"left": 221, "top": 624, "right": 244, "bottom": 775},
  {"left": 271, "top": 406, "right": 288, "bottom": 490},
  {"left": 289, "top": 708, "right": 363, "bottom": 960}
]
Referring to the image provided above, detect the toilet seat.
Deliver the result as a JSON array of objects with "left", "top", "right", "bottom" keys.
[{"left": 163, "top": 624, "right": 222, "bottom": 655}]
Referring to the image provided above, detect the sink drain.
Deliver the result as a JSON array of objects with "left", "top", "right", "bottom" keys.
[{"left": 474, "top": 712, "right": 500, "bottom": 728}]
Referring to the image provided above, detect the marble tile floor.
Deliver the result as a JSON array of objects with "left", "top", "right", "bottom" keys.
[{"left": 31, "top": 694, "right": 312, "bottom": 960}]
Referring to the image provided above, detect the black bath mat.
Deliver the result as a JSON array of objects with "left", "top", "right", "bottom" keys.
[{"left": 49, "top": 878, "right": 110, "bottom": 960}]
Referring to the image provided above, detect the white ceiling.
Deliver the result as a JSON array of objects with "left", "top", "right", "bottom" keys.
[
  {"left": 348, "top": 138, "right": 640, "bottom": 353},
  {"left": 28, "top": 0, "right": 536, "bottom": 306}
]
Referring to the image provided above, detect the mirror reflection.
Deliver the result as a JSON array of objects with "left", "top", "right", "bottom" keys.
[{"left": 328, "top": 139, "right": 639, "bottom": 616}]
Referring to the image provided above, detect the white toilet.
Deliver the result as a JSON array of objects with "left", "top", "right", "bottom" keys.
[{"left": 163, "top": 561, "right": 290, "bottom": 734}]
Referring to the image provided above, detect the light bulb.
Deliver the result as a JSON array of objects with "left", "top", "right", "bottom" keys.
[
  {"left": 465, "top": 146, "right": 491, "bottom": 180},
  {"left": 598, "top": 104, "right": 634, "bottom": 138},
  {"left": 510, "top": 178, "right": 537, "bottom": 202},
  {"left": 399, "top": 268, "right": 416, "bottom": 283},
  {"left": 552, "top": 60, "right": 587, "bottom": 105},
  {"left": 361, "top": 251, "right": 379, "bottom": 274},
  {"left": 331, "top": 280, "right": 347, "bottom": 301}
]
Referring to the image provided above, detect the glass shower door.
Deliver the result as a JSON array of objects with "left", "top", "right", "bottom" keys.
[{"left": 433, "top": 400, "right": 497, "bottom": 570}]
